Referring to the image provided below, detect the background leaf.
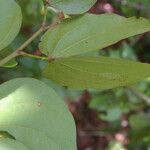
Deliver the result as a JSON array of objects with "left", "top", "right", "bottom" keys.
[
  {"left": 0, "top": 78, "right": 76, "bottom": 150},
  {"left": 43, "top": 56, "right": 150, "bottom": 90},
  {"left": 39, "top": 13, "right": 150, "bottom": 58},
  {"left": 50, "top": 0, "right": 97, "bottom": 14},
  {"left": 129, "top": 113, "right": 150, "bottom": 130},
  {"left": 0, "top": 0, "right": 22, "bottom": 51}
]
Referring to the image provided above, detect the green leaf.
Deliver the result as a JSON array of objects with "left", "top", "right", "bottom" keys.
[
  {"left": 126, "top": 0, "right": 150, "bottom": 6},
  {"left": 0, "top": 48, "right": 18, "bottom": 68},
  {"left": 0, "top": 0, "right": 22, "bottom": 51},
  {"left": 100, "top": 108, "right": 122, "bottom": 122},
  {"left": 39, "top": 13, "right": 150, "bottom": 58},
  {"left": 0, "top": 138, "right": 29, "bottom": 150},
  {"left": 0, "top": 78, "right": 76, "bottom": 150},
  {"left": 50, "top": 0, "right": 96, "bottom": 14},
  {"left": 129, "top": 113, "right": 150, "bottom": 130},
  {"left": 43, "top": 56, "right": 150, "bottom": 90}
]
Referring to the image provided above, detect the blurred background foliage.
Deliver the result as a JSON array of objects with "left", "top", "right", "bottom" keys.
[{"left": 0, "top": 0, "right": 150, "bottom": 150}]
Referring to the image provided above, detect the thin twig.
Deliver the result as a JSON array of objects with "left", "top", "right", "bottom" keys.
[
  {"left": 128, "top": 86, "right": 150, "bottom": 104},
  {"left": 0, "top": 28, "right": 43, "bottom": 66},
  {"left": 19, "top": 51, "right": 48, "bottom": 61}
]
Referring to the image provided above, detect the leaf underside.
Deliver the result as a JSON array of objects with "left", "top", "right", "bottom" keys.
[{"left": 43, "top": 56, "right": 150, "bottom": 90}]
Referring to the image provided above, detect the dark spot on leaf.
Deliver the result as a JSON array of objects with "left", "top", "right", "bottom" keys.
[{"left": 37, "top": 101, "right": 42, "bottom": 107}]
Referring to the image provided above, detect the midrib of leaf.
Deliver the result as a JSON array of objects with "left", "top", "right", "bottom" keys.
[
  {"left": 60, "top": 62, "right": 123, "bottom": 80},
  {"left": 62, "top": 57, "right": 142, "bottom": 66},
  {"left": 60, "top": 60, "right": 150, "bottom": 77},
  {"left": 48, "top": 23, "right": 81, "bottom": 56},
  {"left": 50, "top": 17, "right": 150, "bottom": 57},
  {"left": 41, "top": 16, "right": 86, "bottom": 56},
  {"left": 44, "top": 57, "right": 150, "bottom": 89},
  {"left": 50, "top": 20, "right": 89, "bottom": 56},
  {"left": 54, "top": 35, "right": 91, "bottom": 56}
]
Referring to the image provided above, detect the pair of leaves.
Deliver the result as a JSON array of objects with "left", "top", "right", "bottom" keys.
[
  {"left": 0, "top": 0, "right": 96, "bottom": 52},
  {"left": 0, "top": 0, "right": 95, "bottom": 66},
  {"left": 40, "top": 13, "right": 150, "bottom": 90},
  {"left": 0, "top": 78, "right": 77, "bottom": 150}
]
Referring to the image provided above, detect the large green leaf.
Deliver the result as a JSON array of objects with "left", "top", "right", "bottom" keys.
[
  {"left": 0, "top": 0, "right": 22, "bottom": 51},
  {"left": 39, "top": 13, "right": 150, "bottom": 58},
  {"left": 0, "top": 138, "right": 29, "bottom": 150},
  {"left": 43, "top": 56, "right": 150, "bottom": 90},
  {"left": 0, "top": 78, "right": 76, "bottom": 150},
  {"left": 50, "top": 0, "right": 96, "bottom": 14}
]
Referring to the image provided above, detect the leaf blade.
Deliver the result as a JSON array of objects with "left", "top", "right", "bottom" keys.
[
  {"left": 39, "top": 13, "right": 150, "bottom": 58},
  {"left": 43, "top": 56, "right": 150, "bottom": 90},
  {"left": 0, "top": 0, "right": 22, "bottom": 51},
  {"left": 0, "top": 78, "right": 77, "bottom": 150}
]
